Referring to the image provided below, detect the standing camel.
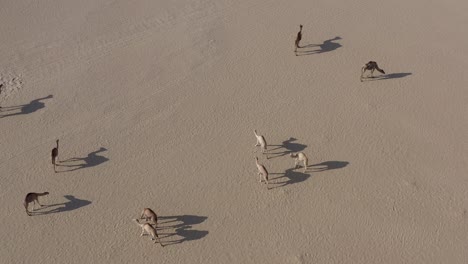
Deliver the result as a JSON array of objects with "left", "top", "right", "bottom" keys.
[{"left": 294, "top": 25, "right": 303, "bottom": 54}]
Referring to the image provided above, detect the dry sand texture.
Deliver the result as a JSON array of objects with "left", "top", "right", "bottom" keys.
[{"left": 1, "top": 0, "right": 467, "bottom": 263}]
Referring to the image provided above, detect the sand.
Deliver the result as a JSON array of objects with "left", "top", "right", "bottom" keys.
[{"left": 1, "top": 0, "right": 467, "bottom": 263}]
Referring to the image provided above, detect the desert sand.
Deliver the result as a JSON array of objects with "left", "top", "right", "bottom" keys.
[{"left": 1, "top": 0, "right": 467, "bottom": 263}]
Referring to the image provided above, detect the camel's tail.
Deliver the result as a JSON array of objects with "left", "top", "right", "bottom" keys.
[{"left": 376, "top": 67, "right": 385, "bottom": 74}]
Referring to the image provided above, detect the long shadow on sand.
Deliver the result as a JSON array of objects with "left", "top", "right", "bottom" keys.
[
  {"left": 309, "top": 161, "right": 349, "bottom": 172},
  {"left": 157, "top": 215, "right": 208, "bottom": 246},
  {"left": 31, "top": 195, "right": 91, "bottom": 215},
  {"left": 269, "top": 168, "right": 311, "bottom": 189},
  {"left": 269, "top": 161, "right": 349, "bottom": 189},
  {"left": 0, "top": 95, "right": 53, "bottom": 118},
  {"left": 362, "top": 72, "right": 412, "bottom": 81},
  {"left": 58, "top": 147, "right": 109, "bottom": 172},
  {"left": 296, "top": 36, "right": 342, "bottom": 56},
  {"left": 267, "top": 137, "right": 307, "bottom": 159}
]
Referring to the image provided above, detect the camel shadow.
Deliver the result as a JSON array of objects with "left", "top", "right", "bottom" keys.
[
  {"left": 157, "top": 215, "right": 208, "bottom": 246},
  {"left": 363, "top": 72, "right": 412, "bottom": 81},
  {"left": 32, "top": 195, "right": 91, "bottom": 215},
  {"left": 58, "top": 147, "right": 109, "bottom": 172},
  {"left": 310, "top": 161, "right": 349, "bottom": 172},
  {"left": 0, "top": 95, "right": 53, "bottom": 118},
  {"left": 267, "top": 137, "right": 307, "bottom": 159},
  {"left": 296, "top": 36, "right": 342, "bottom": 56},
  {"left": 269, "top": 168, "right": 311, "bottom": 189}
]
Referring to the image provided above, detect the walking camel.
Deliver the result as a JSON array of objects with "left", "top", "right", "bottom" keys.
[
  {"left": 290, "top": 152, "right": 309, "bottom": 173},
  {"left": 140, "top": 208, "right": 158, "bottom": 227},
  {"left": 133, "top": 219, "right": 163, "bottom": 246},
  {"left": 294, "top": 24, "right": 303, "bottom": 54},
  {"left": 254, "top": 130, "right": 267, "bottom": 154},
  {"left": 255, "top": 157, "right": 269, "bottom": 188},
  {"left": 51, "top": 139, "right": 59, "bottom": 172}
]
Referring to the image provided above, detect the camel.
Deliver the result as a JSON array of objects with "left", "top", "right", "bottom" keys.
[
  {"left": 51, "top": 139, "right": 59, "bottom": 172},
  {"left": 255, "top": 157, "right": 269, "bottom": 188},
  {"left": 133, "top": 219, "right": 163, "bottom": 246},
  {"left": 290, "top": 152, "right": 309, "bottom": 172},
  {"left": 254, "top": 130, "right": 267, "bottom": 154},
  {"left": 361, "top": 61, "right": 385, "bottom": 81},
  {"left": 24, "top": 192, "right": 49, "bottom": 216},
  {"left": 140, "top": 208, "right": 158, "bottom": 227},
  {"left": 294, "top": 25, "right": 303, "bottom": 53}
]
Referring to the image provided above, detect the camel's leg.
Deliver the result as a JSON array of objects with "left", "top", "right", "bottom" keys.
[
  {"left": 361, "top": 67, "right": 366, "bottom": 81},
  {"left": 258, "top": 173, "right": 263, "bottom": 182},
  {"left": 294, "top": 159, "right": 299, "bottom": 168},
  {"left": 140, "top": 228, "right": 146, "bottom": 236},
  {"left": 25, "top": 204, "right": 30, "bottom": 216},
  {"left": 371, "top": 68, "right": 375, "bottom": 77}
]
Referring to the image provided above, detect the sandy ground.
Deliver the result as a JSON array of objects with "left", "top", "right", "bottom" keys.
[{"left": 1, "top": 0, "right": 467, "bottom": 263}]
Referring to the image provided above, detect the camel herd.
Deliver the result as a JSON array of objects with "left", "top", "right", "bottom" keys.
[{"left": 21, "top": 24, "right": 387, "bottom": 246}]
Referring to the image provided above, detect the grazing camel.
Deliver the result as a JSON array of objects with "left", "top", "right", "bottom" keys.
[
  {"left": 133, "top": 219, "right": 163, "bottom": 246},
  {"left": 255, "top": 157, "right": 269, "bottom": 188},
  {"left": 254, "top": 130, "right": 267, "bottom": 154},
  {"left": 290, "top": 152, "right": 309, "bottom": 173},
  {"left": 51, "top": 139, "right": 59, "bottom": 172},
  {"left": 24, "top": 192, "right": 49, "bottom": 216},
  {"left": 361, "top": 61, "right": 385, "bottom": 81},
  {"left": 140, "top": 208, "right": 158, "bottom": 227},
  {"left": 294, "top": 25, "right": 303, "bottom": 53}
]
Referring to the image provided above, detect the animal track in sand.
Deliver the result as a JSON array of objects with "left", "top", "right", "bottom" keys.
[{"left": 0, "top": 72, "right": 24, "bottom": 101}]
